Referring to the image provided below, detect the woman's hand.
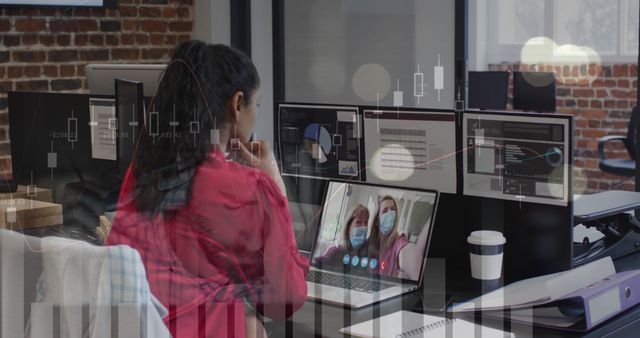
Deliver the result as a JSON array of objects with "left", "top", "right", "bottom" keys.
[{"left": 231, "top": 139, "right": 287, "bottom": 197}]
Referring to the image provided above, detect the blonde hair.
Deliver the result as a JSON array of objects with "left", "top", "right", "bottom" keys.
[
  {"left": 341, "top": 203, "right": 370, "bottom": 251},
  {"left": 368, "top": 195, "right": 399, "bottom": 258}
]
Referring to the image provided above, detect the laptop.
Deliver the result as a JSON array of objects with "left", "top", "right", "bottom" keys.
[{"left": 306, "top": 181, "right": 439, "bottom": 308}]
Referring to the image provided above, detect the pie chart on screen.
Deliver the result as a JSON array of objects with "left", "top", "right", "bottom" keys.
[{"left": 304, "top": 123, "right": 332, "bottom": 163}]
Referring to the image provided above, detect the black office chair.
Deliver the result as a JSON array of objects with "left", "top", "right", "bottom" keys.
[{"left": 598, "top": 106, "right": 638, "bottom": 177}]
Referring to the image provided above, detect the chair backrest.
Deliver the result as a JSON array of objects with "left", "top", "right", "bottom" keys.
[{"left": 626, "top": 106, "right": 638, "bottom": 160}]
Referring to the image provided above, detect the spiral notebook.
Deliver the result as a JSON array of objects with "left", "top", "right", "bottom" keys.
[{"left": 340, "top": 311, "right": 514, "bottom": 338}]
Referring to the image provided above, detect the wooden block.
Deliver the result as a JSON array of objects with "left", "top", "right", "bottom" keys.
[
  {"left": 0, "top": 198, "right": 62, "bottom": 229},
  {"left": 0, "top": 185, "right": 53, "bottom": 203}
]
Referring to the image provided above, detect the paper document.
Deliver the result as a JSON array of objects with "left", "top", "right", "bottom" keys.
[
  {"left": 340, "top": 310, "right": 514, "bottom": 338},
  {"left": 89, "top": 98, "right": 117, "bottom": 161}
]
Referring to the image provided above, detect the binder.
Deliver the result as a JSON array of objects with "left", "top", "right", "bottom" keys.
[{"left": 507, "top": 270, "right": 640, "bottom": 331}]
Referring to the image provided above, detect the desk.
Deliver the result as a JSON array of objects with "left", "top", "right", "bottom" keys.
[{"left": 267, "top": 256, "right": 640, "bottom": 338}]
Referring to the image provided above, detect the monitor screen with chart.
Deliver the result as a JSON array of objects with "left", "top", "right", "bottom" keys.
[
  {"left": 463, "top": 112, "right": 571, "bottom": 206},
  {"left": 276, "top": 104, "right": 363, "bottom": 181},
  {"left": 362, "top": 109, "right": 457, "bottom": 194}
]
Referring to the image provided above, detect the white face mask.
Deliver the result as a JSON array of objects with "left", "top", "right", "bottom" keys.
[{"left": 379, "top": 210, "right": 396, "bottom": 235}]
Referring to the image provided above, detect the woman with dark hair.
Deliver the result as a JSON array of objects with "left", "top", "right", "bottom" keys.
[
  {"left": 312, "top": 203, "right": 369, "bottom": 267},
  {"left": 106, "top": 41, "right": 308, "bottom": 338},
  {"left": 368, "top": 196, "right": 430, "bottom": 280}
]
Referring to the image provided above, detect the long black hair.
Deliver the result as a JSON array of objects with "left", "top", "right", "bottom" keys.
[{"left": 131, "top": 41, "right": 260, "bottom": 214}]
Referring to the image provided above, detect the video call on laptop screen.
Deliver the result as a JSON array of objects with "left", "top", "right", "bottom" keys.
[{"left": 311, "top": 182, "right": 437, "bottom": 282}]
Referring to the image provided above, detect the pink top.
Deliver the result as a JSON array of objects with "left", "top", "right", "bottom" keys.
[
  {"left": 106, "top": 150, "right": 309, "bottom": 338},
  {"left": 378, "top": 234, "right": 409, "bottom": 277}
]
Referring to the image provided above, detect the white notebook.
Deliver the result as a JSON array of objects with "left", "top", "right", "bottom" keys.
[{"left": 340, "top": 311, "right": 515, "bottom": 338}]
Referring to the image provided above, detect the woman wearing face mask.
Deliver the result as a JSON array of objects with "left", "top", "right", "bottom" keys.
[
  {"left": 106, "top": 41, "right": 308, "bottom": 338},
  {"left": 368, "top": 196, "right": 431, "bottom": 279},
  {"left": 313, "top": 204, "right": 370, "bottom": 268}
]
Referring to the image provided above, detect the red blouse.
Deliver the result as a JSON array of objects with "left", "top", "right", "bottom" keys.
[{"left": 106, "top": 150, "right": 309, "bottom": 338}]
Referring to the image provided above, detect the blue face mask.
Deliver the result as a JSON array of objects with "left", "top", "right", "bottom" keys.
[
  {"left": 379, "top": 210, "right": 396, "bottom": 235},
  {"left": 350, "top": 227, "right": 367, "bottom": 248}
]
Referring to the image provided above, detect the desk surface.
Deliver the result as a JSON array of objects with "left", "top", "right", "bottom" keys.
[
  {"left": 267, "top": 292, "right": 640, "bottom": 338},
  {"left": 267, "top": 255, "right": 640, "bottom": 338}
]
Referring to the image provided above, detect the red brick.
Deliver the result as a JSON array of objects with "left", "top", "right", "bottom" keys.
[
  {"left": 74, "top": 35, "right": 88, "bottom": 46},
  {"left": 631, "top": 64, "right": 638, "bottom": 77},
  {"left": 613, "top": 64, "right": 629, "bottom": 77},
  {"left": 604, "top": 100, "right": 616, "bottom": 108},
  {"left": 139, "top": 6, "right": 162, "bottom": 17},
  {"left": 24, "top": 66, "right": 40, "bottom": 78},
  {"left": 43, "top": 65, "right": 58, "bottom": 77},
  {"left": 112, "top": 49, "right": 140, "bottom": 60},
  {"left": 587, "top": 119, "right": 600, "bottom": 128},
  {"left": 590, "top": 100, "right": 602, "bottom": 108},
  {"left": 76, "top": 65, "right": 85, "bottom": 76},
  {"left": 140, "top": 20, "right": 167, "bottom": 33},
  {"left": 57, "top": 35, "right": 71, "bottom": 46},
  {"left": 581, "top": 110, "right": 607, "bottom": 118},
  {"left": 22, "top": 34, "right": 37, "bottom": 45},
  {"left": 15, "top": 19, "right": 46, "bottom": 32},
  {"left": 596, "top": 89, "right": 607, "bottom": 98},
  {"left": 121, "top": 34, "right": 135, "bottom": 45},
  {"left": 105, "top": 35, "right": 119, "bottom": 46},
  {"left": 617, "top": 100, "right": 629, "bottom": 109},
  {"left": 150, "top": 34, "right": 164, "bottom": 45},
  {"left": 0, "top": 67, "right": 4, "bottom": 79},
  {"left": 7, "top": 66, "right": 23, "bottom": 78},
  {"left": 3, "top": 35, "right": 19, "bottom": 47},
  {"left": 0, "top": 81, "right": 13, "bottom": 92},
  {"left": 169, "top": 21, "right": 192, "bottom": 32},
  {"left": 163, "top": 7, "right": 176, "bottom": 18},
  {"left": 91, "top": 8, "right": 107, "bottom": 17},
  {"left": 12, "top": 51, "right": 46, "bottom": 63},
  {"left": 59, "top": 65, "right": 75, "bottom": 77},
  {"left": 0, "top": 19, "right": 10, "bottom": 32},
  {"left": 573, "top": 89, "right": 594, "bottom": 98},
  {"left": 135, "top": 34, "right": 149, "bottom": 44},
  {"left": 50, "top": 20, "right": 78, "bottom": 32},
  {"left": 177, "top": 7, "right": 190, "bottom": 18},
  {"left": 142, "top": 48, "right": 169, "bottom": 59},
  {"left": 73, "top": 8, "right": 91, "bottom": 16},
  {"left": 89, "top": 34, "right": 104, "bottom": 45},
  {"left": 577, "top": 100, "right": 589, "bottom": 108},
  {"left": 39, "top": 35, "right": 55, "bottom": 46},
  {"left": 611, "top": 90, "right": 630, "bottom": 99},
  {"left": 77, "top": 19, "right": 99, "bottom": 32},
  {"left": 119, "top": 6, "right": 137, "bottom": 17},
  {"left": 618, "top": 79, "right": 630, "bottom": 88},
  {"left": 575, "top": 119, "right": 588, "bottom": 128},
  {"left": 48, "top": 50, "right": 77, "bottom": 62},
  {"left": 122, "top": 20, "right": 136, "bottom": 31}
]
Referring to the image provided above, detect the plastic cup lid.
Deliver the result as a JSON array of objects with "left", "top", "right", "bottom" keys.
[{"left": 467, "top": 230, "right": 506, "bottom": 246}]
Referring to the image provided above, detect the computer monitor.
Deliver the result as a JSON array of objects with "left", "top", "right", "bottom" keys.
[
  {"left": 512, "top": 71, "right": 557, "bottom": 113},
  {"left": 86, "top": 64, "right": 165, "bottom": 97},
  {"left": 115, "top": 79, "right": 144, "bottom": 179},
  {"left": 8, "top": 92, "right": 119, "bottom": 202},
  {"left": 467, "top": 71, "right": 509, "bottom": 110},
  {"left": 362, "top": 108, "right": 457, "bottom": 194},
  {"left": 462, "top": 111, "right": 572, "bottom": 206},
  {"left": 276, "top": 103, "right": 363, "bottom": 181}
]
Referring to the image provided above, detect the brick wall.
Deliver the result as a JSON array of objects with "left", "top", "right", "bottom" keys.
[
  {"left": 0, "top": 0, "right": 194, "bottom": 176},
  {"left": 490, "top": 62, "right": 638, "bottom": 194}
]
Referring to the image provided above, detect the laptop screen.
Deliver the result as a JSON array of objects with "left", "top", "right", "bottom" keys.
[{"left": 311, "top": 181, "right": 438, "bottom": 283}]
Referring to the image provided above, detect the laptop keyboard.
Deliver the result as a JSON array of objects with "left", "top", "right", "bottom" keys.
[{"left": 306, "top": 270, "right": 395, "bottom": 293}]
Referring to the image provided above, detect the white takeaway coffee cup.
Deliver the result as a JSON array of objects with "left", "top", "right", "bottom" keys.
[{"left": 467, "top": 231, "right": 506, "bottom": 280}]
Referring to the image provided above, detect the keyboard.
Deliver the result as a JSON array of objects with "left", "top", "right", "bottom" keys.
[{"left": 306, "top": 270, "right": 394, "bottom": 293}]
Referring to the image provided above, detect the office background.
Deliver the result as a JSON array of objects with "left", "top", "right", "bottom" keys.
[
  {"left": 0, "top": 0, "right": 638, "bottom": 196},
  {"left": 0, "top": 0, "right": 195, "bottom": 179}
]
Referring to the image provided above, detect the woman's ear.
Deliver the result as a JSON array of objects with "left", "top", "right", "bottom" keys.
[{"left": 227, "top": 91, "right": 245, "bottom": 123}]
